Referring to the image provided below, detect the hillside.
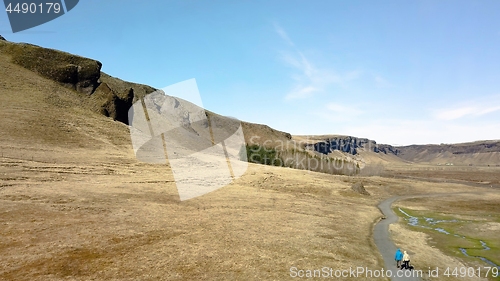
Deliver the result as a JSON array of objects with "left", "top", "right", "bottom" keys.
[
  {"left": 0, "top": 38, "right": 360, "bottom": 176},
  {"left": 0, "top": 39, "right": 291, "bottom": 151},
  {"left": 295, "top": 135, "right": 500, "bottom": 166},
  {"left": 1, "top": 36, "right": 498, "bottom": 170},
  {"left": 396, "top": 140, "right": 500, "bottom": 166}
]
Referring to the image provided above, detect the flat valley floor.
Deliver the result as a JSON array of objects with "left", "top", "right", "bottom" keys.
[{"left": 1, "top": 144, "right": 499, "bottom": 281}]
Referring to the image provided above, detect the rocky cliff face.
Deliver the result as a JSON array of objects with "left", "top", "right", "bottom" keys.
[
  {"left": 303, "top": 136, "right": 500, "bottom": 165},
  {"left": 305, "top": 136, "right": 400, "bottom": 156},
  {"left": 92, "top": 83, "right": 135, "bottom": 124},
  {"left": 1, "top": 41, "right": 102, "bottom": 95},
  {"left": 0, "top": 40, "right": 159, "bottom": 125}
]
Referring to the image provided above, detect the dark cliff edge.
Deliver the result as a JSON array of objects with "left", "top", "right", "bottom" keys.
[
  {"left": 1, "top": 41, "right": 102, "bottom": 95},
  {"left": 303, "top": 136, "right": 500, "bottom": 165},
  {"left": 305, "top": 136, "right": 400, "bottom": 156},
  {"left": 0, "top": 40, "right": 159, "bottom": 125}
]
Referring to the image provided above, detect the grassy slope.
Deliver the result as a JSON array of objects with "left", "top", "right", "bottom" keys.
[{"left": 0, "top": 39, "right": 384, "bottom": 280}]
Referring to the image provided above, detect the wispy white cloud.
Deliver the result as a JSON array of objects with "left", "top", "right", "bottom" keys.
[
  {"left": 434, "top": 100, "right": 500, "bottom": 120},
  {"left": 478, "top": 105, "right": 500, "bottom": 115},
  {"left": 339, "top": 96, "right": 500, "bottom": 144},
  {"left": 435, "top": 107, "right": 477, "bottom": 120},
  {"left": 274, "top": 24, "right": 361, "bottom": 100},
  {"left": 273, "top": 23, "right": 294, "bottom": 47},
  {"left": 341, "top": 118, "right": 500, "bottom": 145},
  {"left": 309, "top": 102, "right": 365, "bottom": 124},
  {"left": 306, "top": 95, "right": 500, "bottom": 145},
  {"left": 286, "top": 85, "right": 319, "bottom": 99},
  {"left": 326, "top": 102, "right": 364, "bottom": 115},
  {"left": 374, "top": 75, "right": 393, "bottom": 88},
  {"left": 280, "top": 94, "right": 500, "bottom": 145},
  {"left": 281, "top": 50, "right": 324, "bottom": 100}
]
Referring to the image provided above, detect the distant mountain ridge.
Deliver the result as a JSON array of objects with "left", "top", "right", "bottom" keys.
[
  {"left": 395, "top": 140, "right": 500, "bottom": 165},
  {"left": 301, "top": 135, "right": 500, "bottom": 166}
]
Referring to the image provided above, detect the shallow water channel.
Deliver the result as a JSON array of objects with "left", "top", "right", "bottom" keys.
[{"left": 398, "top": 208, "right": 500, "bottom": 269}]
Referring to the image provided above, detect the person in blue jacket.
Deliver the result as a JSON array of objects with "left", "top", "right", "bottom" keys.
[{"left": 395, "top": 248, "right": 403, "bottom": 268}]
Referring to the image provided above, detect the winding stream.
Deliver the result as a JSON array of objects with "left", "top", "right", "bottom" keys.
[
  {"left": 398, "top": 208, "right": 500, "bottom": 269},
  {"left": 374, "top": 192, "right": 497, "bottom": 281}
]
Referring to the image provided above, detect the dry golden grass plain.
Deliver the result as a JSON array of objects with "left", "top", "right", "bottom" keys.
[
  {"left": 0, "top": 145, "right": 380, "bottom": 281},
  {"left": 1, "top": 40, "right": 499, "bottom": 280},
  {"left": 2, "top": 142, "right": 498, "bottom": 280}
]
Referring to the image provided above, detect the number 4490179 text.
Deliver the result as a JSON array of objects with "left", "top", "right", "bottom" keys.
[{"left": 5, "top": 2, "right": 62, "bottom": 14}]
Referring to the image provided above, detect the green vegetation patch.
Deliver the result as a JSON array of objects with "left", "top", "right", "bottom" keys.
[
  {"left": 240, "top": 144, "right": 361, "bottom": 176},
  {"left": 241, "top": 144, "right": 283, "bottom": 166},
  {"left": 395, "top": 207, "right": 500, "bottom": 273}
]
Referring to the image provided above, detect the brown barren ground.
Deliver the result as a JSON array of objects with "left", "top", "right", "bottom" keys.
[
  {"left": 1, "top": 146, "right": 385, "bottom": 281},
  {"left": 1, "top": 42, "right": 499, "bottom": 280},
  {"left": 2, "top": 144, "right": 498, "bottom": 280}
]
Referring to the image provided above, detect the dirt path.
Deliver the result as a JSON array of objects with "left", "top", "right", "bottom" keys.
[
  {"left": 373, "top": 187, "right": 488, "bottom": 281},
  {"left": 374, "top": 196, "right": 422, "bottom": 280},
  {"left": 373, "top": 192, "right": 488, "bottom": 281}
]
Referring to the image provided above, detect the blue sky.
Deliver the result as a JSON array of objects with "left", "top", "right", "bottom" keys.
[{"left": 1, "top": 0, "right": 499, "bottom": 145}]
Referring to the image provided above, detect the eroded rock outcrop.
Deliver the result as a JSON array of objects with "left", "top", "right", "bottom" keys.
[
  {"left": 306, "top": 136, "right": 400, "bottom": 156},
  {"left": 93, "top": 83, "right": 135, "bottom": 124},
  {"left": 351, "top": 182, "right": 370, "bottom": 195},
  {"left": 1, "top": 42, "right": 101, "bottom": 94}
]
